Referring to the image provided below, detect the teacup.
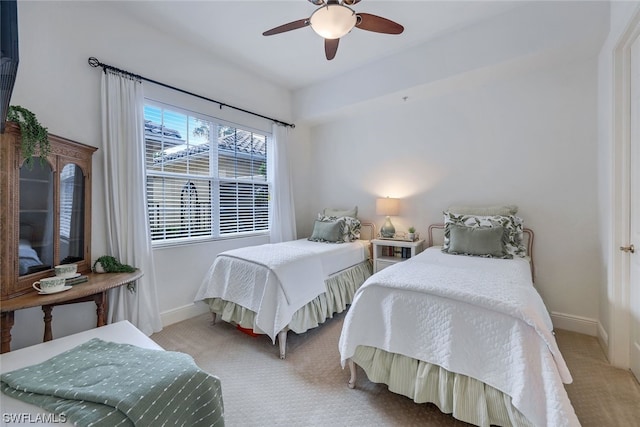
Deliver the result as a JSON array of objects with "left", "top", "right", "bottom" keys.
[
  {"left": 54, "top": 263, "right": 77, "bottom": 278},
  {"left": 33, "top": 276, "right": 67, "bottom": 294}
]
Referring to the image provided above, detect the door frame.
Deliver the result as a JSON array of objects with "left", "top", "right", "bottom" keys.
[{"left": 610, "top": 8, "right": 640, "bottom": 368}]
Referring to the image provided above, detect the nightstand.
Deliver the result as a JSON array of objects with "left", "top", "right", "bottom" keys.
[{"left": 372, "top": 239, "right": 425, "bottom": 273}]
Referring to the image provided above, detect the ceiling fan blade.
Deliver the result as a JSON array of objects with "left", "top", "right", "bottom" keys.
[
  {"left": 263, "top": 19, "right": 310, "bottom": 36},
  {"left": 342, "top": 0, "right": 361, "bottom": 5},
  {"left": 308, "top": 0, "right": 325, "bottom": 5},
  {"left": 356, "top": 13, "right": 404, "bottom": 35},
  {"left": 325, "top": 38, "right": 340, "bottom": 60}
]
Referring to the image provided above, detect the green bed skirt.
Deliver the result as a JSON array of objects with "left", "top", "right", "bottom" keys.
[
  {"left": 205, "top": 260, "right": 372, "bottom": 335},
  {"left": 351, "top": 346, "right": 535, "bottom": 427}
]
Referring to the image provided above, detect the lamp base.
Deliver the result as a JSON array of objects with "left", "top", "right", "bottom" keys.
[{"left": 380, "top": 216, "right": 396, "bottom": 238}]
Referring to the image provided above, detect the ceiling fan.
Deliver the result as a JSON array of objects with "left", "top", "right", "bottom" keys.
[{"left": 262, "top": 0, "right": 404, "bottom": 61}]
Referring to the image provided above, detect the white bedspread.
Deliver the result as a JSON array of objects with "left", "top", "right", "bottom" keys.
[
  {"left": 339, "top": 247, "right": 579, "bottom": 427},
  {"left": 195, "top": 239, "right": 368, "bottom": 342}
]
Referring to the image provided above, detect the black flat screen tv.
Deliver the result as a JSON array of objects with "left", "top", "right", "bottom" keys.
[{"left": 1, "top": 0, "right": 19, "bottom": 133}]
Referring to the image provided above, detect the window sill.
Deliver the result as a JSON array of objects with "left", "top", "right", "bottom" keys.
[{"left": 151, "top": 232, "right": 270, "bottom": 250}]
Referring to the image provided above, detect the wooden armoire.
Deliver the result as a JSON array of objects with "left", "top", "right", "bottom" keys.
[{"left": 0, "top": 122, "right": 97, "bottom": 300}]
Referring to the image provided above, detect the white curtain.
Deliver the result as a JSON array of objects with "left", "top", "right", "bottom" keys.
[
  {"left": 100, "top": 70, "right": 162, "bottom": 335},
  {"left": 268, "top": 124, "right": 297, "bottom": 243}
]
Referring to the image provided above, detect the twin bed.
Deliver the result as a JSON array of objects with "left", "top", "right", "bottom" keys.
[
  {"left": 339, "top": 211, "right": 579, "bottom": 427},
  {"left": 195, "top": 210, "right": 375, "bottom": 359}
]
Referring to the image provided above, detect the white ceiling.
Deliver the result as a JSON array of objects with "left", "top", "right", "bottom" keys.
[{"left": 117, "top": 0, "right": 528, "bottom": 91}]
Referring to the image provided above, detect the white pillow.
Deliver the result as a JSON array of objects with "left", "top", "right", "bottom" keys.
[
  {"left": 323, "top": 206, "right": 357, "bottom": 218},
  {"left": 447, "top": 205, "right": 518, "bottom": 216}
]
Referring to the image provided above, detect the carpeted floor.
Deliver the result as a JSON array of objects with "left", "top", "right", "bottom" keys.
[{"left": 151, "top": 313, "right": 640, "bottom": 427}]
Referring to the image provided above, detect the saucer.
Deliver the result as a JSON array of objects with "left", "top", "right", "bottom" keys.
[
  {"left": 38, "top": 285, "right": 72, "bottom": 295},
  {"left": 60, "top": 273, "right": 81, "bottom": 280}
]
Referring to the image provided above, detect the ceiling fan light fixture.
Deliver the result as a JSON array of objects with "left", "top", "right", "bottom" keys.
[{"left": 309, "top": 4, "right": 357, "bottom": 39}]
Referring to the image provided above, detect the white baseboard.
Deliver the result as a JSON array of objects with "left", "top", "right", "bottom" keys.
[
  {"left": 160, "top": 303, "right": 209, "bottom": 327},
  {"left": 597, "top": 321, "right": 609, "bottom": 358},
  {"left": 550, "top": 312, "right": 598, "bottom": 336}
]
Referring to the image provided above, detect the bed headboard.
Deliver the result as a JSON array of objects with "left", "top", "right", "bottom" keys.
[
  {"left": 360, "top": 222, "right": 376, "bottom": 241},
  {"left": 359, "top": 222, "right": 376, "bottom": 261},
  {"left": 427, "top": 224, "right": 535, "bottom": 279}
]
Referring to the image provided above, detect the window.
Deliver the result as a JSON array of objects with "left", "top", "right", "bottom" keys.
[{"left": 144, "top": 102, "right": 269, "bottom": 244}]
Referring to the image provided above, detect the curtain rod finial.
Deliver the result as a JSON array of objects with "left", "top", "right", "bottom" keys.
[{"left": 88, "top": 57, "right": 100, "bottom": 67}]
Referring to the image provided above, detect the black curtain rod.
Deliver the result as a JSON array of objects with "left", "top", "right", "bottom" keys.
[{"left": 88, "top": 57, "right": 295, "bottom": 128}]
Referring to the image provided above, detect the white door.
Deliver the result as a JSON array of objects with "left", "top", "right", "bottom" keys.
[{"left": 630, "top": 34, "right": 640, "bottom": 381}]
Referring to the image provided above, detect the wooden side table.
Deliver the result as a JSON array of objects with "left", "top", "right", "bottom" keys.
[
  {"left": 372, "top": 239, "right": 425, "bottom": 273},
  {"left": 0, "top": 270, "right": 143, "bottom": 353}
]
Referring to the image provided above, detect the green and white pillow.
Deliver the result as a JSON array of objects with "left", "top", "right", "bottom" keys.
[
  {"left": 442, "top": 211, "right": 526, "bottom": 257},
  {"left": 317, "top": 213, "right": 361, "bottom": 242}
]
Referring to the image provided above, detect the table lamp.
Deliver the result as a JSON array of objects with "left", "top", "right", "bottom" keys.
[{"left": 376, "top": 197, "right": 399, "bottom": 238}]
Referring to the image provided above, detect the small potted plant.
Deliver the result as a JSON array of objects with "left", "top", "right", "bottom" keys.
[{"left": 407, "top": 226, "right": 416, "bottom": 241}]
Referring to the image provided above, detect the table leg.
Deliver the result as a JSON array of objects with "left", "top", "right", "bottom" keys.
[
  {"left": 95, "top": 292, "right": 106, "bottom": 327},
  {"left": 43, "top": 305, "right": 53, "bottom": 341},
  {"left": 1, "top": 311, "right": 15, "bottom": 353}
]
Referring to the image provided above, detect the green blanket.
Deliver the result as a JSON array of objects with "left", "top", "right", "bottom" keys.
[{"left": 1, "top": 338, "right": 224, "bottom": 427}]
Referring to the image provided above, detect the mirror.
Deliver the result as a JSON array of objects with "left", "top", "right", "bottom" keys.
[
  {"left": 18, "top": 158, "right": 54, "bottom": 276},
  {"left": 59, "top": 163, "right": 85, "bottom": 264}
]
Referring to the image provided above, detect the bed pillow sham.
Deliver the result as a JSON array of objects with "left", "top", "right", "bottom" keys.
[
  {"left": 308, "top": 219, "right": 345, "bottom": 243},
  {"left": 447, "top": 204, "right": 518, "bottom": 216},
  {"left": 323, "top": 206, "right": 358, "bottom": 219},
  {"left": 442, "top": 211, "right": 526, "bottom": 257},
  {"left": 444, "top": 224, "right": 511, "bottom": 258},
  {"left": 317, "top": 214, "right": 361, "bottom": 241}
]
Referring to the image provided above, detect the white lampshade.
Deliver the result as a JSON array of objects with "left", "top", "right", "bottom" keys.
[
  {"left": 376, "top": 197, "right": 399, "bottom": 216},
  {"left": 309, "top": 4, "right": 357, "bottom": 39}
]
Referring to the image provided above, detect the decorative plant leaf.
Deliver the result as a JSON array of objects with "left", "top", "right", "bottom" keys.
[
  {"left": 93, "top": 255, "right": 136, "bottom": 273},
  {"left": 7, "top": 105, "right": 50, "bottom": 168}
]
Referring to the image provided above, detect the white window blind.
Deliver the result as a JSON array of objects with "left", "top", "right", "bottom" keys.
[
  {"left": 58, "top": 164, "right": 85, "bottom": 261},
  {"left": 144, "top": 103, "right": 270, "bottom": 244}
]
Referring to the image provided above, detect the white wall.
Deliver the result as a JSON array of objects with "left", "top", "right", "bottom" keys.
[
  {"left": 302, "top": 55, "right": 601, "bottom": 329},
  {"left": 8, "top": 1, "right": 293, "bottom": 350},
  {"left": 290, "top": 1, "right": 609, "bottom": 334}
]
